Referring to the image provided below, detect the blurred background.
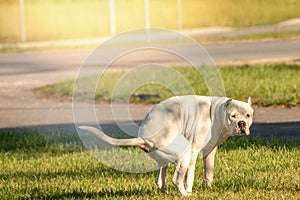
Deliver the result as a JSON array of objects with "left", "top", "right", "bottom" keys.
[
  {"left": 0, "top": 2, "right": 300, "bottom": 198},
  {"left": 1, "top": 0, "right": 300, "bottom": 43}
]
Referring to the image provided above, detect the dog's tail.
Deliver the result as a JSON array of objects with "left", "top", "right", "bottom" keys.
[{"left": 79, "top": 126, "right": 146, "bottom": 147}]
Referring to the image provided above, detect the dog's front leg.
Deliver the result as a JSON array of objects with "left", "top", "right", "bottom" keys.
[
  {"left": 202, "top": 146, "right": 218, "bottom": 188},
  {"left": 185, "top": 147, "right": 200, "bottom": 193},
  {"left": 156, "top": 166, "right": 168, "bottom": 191}
]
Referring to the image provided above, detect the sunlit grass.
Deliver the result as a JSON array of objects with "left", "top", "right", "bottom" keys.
[
  {"left": 0, "top": 2, "right": 20, "bottom": 42},
  {"left": 35, "top": 64, "right": 300, "bottom": 107},
  {"left": 1, "top": 0, "right": 300, "bottom": 42},
  {"left": 0, "top": 130, "right": 299, "bottom": 199}
]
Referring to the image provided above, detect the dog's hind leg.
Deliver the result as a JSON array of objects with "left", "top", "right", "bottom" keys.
[
  {"left": 156, "top": 165, "right": 168, "bottom": 191},
  {"left": 172, "top": 149, "right": 191, "bottom": 196}
]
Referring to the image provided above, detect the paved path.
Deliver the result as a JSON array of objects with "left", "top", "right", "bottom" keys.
[
  {"left": 184, "top": 18, "right": 300, "bottom": 39},
  {"left": 1, "top": 39, "right": 300, "bottom": 70}
]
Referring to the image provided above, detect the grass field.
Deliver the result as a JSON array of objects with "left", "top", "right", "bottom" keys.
[
  {"left": 35, "top": 64, "right": 300, "bottom": 107},
  {"left": 0, "top": 129, "right": 299, "bottom": 199},
  {"left": 1, "top": 0, "right": 300, "bottom": 42}
]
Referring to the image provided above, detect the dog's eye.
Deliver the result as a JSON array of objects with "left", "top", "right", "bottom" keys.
[
  {"left": 230, "top": 114, "right": 236, "bottom": 118},
  {"left": 246, "top": 114, "right": 251, "bottom": 118}
]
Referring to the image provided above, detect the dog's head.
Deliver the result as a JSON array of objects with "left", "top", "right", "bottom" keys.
[{"left": 224, "top": 97, "right": 254, "bottom": 136}]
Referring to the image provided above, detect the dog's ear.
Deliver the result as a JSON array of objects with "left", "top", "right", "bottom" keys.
[
  {"left": 225, "top": 98, "right": 233, "bottom": 107},
  {"left": 246, "top": 97, "right": 251, "bottom": 106}
]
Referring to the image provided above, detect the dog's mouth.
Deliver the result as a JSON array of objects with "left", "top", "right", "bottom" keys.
[
  {"left": 238, "top": 129, "right": 246, "bottom": 135},
  {"left": 236, "top": 127, "right": 250, "bottom": 136},
  {"left": 232, "top": 120, "right": 250, "bottom": 136},
  {"left": 230, "top": 121, "right": 251, "bottom": 136}
]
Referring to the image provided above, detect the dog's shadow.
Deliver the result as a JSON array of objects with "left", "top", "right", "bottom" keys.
[{"left": 219, "top": 121, "right": 300, "bottom": 151}]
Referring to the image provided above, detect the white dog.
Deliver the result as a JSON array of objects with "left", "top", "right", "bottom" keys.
[{"left": 80, "top": 95, "right": 253, "bottom": 196}]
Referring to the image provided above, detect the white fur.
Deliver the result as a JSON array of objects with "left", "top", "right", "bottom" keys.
[{"left": 80, "top": 95, "right": 254, "bottom": 196}]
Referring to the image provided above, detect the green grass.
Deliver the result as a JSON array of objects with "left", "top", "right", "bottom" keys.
[
  {"left": 1, "top": 0, "right": 300, "bottom": 42},
  {"left": 0, "top": 129, "right": 299, "bottom": 199},
  {"left": 35, "top": 64, "right": 300, "bottom": 107}
]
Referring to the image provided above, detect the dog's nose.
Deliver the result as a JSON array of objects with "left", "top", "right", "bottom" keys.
[{"left": 238, "top": 121, "right": 246, "bottom": 128}]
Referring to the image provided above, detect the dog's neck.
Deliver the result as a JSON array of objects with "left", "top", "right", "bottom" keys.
[{"left": 204, "top": 97, "right": 231, "bottom": 150}]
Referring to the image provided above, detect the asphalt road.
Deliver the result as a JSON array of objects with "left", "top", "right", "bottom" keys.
[
  {"left": 0, "top": 39, "right": 299, "bottom": 141},
  {"left": 1, "top": 39, "right": 300, "bottom": 74},
  {"left": 206, "top": 39, "right": 300, "bottom": 64}
]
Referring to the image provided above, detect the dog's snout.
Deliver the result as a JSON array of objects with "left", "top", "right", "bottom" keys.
[{"left": 238, "top": 121, "right": 246, "bottom": 128}]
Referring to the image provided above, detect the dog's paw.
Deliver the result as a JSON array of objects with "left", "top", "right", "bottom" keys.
[
  {"left": 182, "top": 191, "right": 192, "bottom": 197},
  {"left": 157, "top": 187, "right": 168, "bottom": 194},
  {"left": 178, "top": 188, "right": 191, "bottom": 196},
  {"left": 204, "top": 179, "right": 213, "bottom": 188},
  {"left": 186, "top": 189, "right": 192, "bottom": 194}
]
